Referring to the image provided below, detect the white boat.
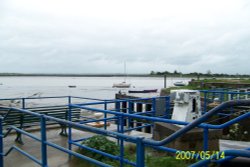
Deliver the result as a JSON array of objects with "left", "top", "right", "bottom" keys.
[
  {"left": 113, "top": 62, "right": 131, "bottom": 88},
  {"left": 173, "top": 81, "right": 186, "bottom": 86},
  {"left": 113, "top": 82, "right": 131, "bottom": 88}
]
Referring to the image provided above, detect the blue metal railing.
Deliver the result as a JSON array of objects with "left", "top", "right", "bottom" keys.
[{"left": 0, "top": 93, "right": 249, "bottom": 167}]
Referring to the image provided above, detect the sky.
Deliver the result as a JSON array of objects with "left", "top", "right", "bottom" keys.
[{"left": 0, "top": 0, "right": 250, "bottom": 74}]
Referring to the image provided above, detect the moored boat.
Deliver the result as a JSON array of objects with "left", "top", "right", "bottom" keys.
[
  {"left": 173, "top": 81, "right": 186, "bottom": 86},
  {"left": 128, "top": 89, "right": 157, "bottom": 93},
  {"left": 113, "top": 82, "right": 131, "bottom": 88}
]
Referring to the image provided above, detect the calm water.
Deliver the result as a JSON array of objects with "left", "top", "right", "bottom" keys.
[{"left": 0, "top": 76, "right": 191, "bottom": 103}]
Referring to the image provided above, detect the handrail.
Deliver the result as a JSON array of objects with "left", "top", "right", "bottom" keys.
[
  {"left": 1, "top": 97, "right": 250, "bottom": 167},
  {"left": 0, "top": 107, "right": 139, "bottom": 143},
  {"left": 70, "top": 103, "right": 250, "bottom": 130},
  {"left": 200, "top": 90, "right": 250, "bottom": 95},
  {"left": 142, "top": 100, "right": 250, "bottom": 146}
]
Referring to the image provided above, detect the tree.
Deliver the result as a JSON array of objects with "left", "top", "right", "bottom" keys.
[{"left": 206, "top": 70, "right": 212, "bottom": 75}]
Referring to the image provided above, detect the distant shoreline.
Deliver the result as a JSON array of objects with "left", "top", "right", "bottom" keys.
[
  {"left": 0, "top": 73, "right": 153, "bottom": 77},
  {"left": 0, "top": 73, "right": 249, "bottom": 78}
]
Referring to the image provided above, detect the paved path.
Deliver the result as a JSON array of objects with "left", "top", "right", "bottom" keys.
[
  {"left": 4, "top": 128, "right": 93, "bottom": 167},
  {"left": 3, "top": 125, "right": 152, "bottom": 167}
]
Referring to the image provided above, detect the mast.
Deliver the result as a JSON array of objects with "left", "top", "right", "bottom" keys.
[{"left": 124, "top": 61, "right": 126, "bottom": 82}]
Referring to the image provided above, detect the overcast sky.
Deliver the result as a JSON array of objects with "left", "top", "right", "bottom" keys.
[{"left": 0, "top": 0, "right": 250, "bottom": 74}]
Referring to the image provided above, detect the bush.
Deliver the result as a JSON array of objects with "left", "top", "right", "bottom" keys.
[
  {"left": 78, "top": 135, "right": 119, "bottom": 162},
  {"left": 228, "top": 123, "right": 248, "bottom": 141}
]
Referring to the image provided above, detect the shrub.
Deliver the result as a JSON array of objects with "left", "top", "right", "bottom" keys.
[{"left": 78, "top": 135, "right": 119, "bottom": 161}]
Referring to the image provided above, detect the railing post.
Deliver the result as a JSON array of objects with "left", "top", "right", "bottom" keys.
[
  {"left": 136, "top": 137, "right": 145, "bottom": 167},
  {"left": 203, "top": 127, "right": 209, "bottom": 152},
  {"left": 115, "top": 101, "right": 121, "bottom": 132},
  {"left": 128, "top": 101, "right": 133, "bottom": 129},
  {"left": 68, "top": 96, "right": 72, "bottom": 159},
  {"left": 119, "top": 114, "right": 124, "bottom": 167},
  {"left": 104, "top": 100, "right": 107, "bottom": 130},
  {"left": 0, "top": 118, "right": 4, "bottom": 167},
  {"left": 152, "top": 97, "right": 156, "bottom": 117},
  {"left": 165, "top": 96, "right": 171, "bottom": 119},
  {"left": 40, "top": 115, "right": 48, "bottom": 167},
  {"left": 22, "top": 98, "right": 25, "bottom": 109},
  {"left": 203, "top": 91, "right": 207, "bottom": 114}
]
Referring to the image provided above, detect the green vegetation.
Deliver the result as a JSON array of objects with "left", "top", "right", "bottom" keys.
[
  {"left": 150, "top": 70, "right": 250, "bottom": 78},
  {"left": 161, "top": 78, "right": 250, "bottom": 95},
  {"left": 73, "top": 135, "right": 188, "bottom": 167},
  {"left": 198, "top": 78, "right": 250, "bottom": 84},
  {"left": 228, "top": 123, "right": 249, "bottom": 141}
]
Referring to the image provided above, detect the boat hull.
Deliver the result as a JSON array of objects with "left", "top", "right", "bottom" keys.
[{"left": 128, "top": 89, "right": 157, "bottom": 93}]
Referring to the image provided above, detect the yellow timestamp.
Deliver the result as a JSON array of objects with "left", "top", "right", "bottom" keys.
[{"left": 175, "top": 151, "right": 225, "bottom": 160}]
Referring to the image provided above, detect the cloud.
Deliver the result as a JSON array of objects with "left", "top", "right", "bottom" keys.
[{"left": 0, "top": 0, "right": 250, "bottom": 74}]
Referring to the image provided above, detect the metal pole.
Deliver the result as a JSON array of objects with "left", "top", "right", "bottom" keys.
[
  {"left": 164, "top": 75, "right": 167, "bottom": 88},
  {"left": 165, "top": 96, "right": 171, "bottom": 119},
  {"left": 203, "top": 91, "right": 207, "bottom": 114},
  {"left": 40, "top": 115, "right": 48, "bottom": 167},
  {"left": 68, "top": 96, "right": 72, "bottom": 159},
  {"left": 115, "top": 101, "right": 121, "bottom": 132},
  {"left": 152, "top": 98, "right": 156, "bottom": 116},
  {"left": 136, "top": 137, "right": 145, "bottom": 167},
  {"left": 22, "top": 98, "right": 25, "bottom": 109},
  {"left": 0, "top": 118, "right": 4, "bottom": 167},
  {"left": 128, "top": 101, "right": 133, "bottom": 129},
  {"left": 119, "top": 115, "right": 124, "bottom": 167},
  {"left": 104, "top": 101, "right": 107, "bottom": 130},
  {"left": 203, "top": 127, "right": 209, "bottom": 151}
]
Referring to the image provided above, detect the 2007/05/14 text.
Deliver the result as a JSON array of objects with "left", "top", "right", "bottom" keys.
[{"left": 175, "top": 151, "right": 225, "bottom": 160}]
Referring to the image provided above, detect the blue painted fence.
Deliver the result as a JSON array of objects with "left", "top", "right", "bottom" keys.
[{"left": 0, "top": 90, "right": 249, "bottom": 167}]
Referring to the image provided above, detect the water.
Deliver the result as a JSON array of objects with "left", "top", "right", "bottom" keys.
[{"left": 0, "top": 76, "right": 191, "bottom": 104}]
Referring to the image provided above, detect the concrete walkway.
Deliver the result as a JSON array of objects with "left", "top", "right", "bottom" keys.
[
  {"left": 3, "top": 125, "right": 152, "bottom": 167},
  {"left": 4, "top": 128, "right": 93, "bottom": 167}
]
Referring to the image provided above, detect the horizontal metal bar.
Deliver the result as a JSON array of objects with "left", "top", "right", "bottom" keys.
[
  {"left": 4, "top": 146, "right": 42, "bottom": 166},
  {"left": 78, "top": 116, "right": 117, "bottom": 124},
  {"left": 70, "top": 96, "right": 105, "bottom": 101},
  {"left": 71, "top": 141, "right": 136, "bottom": 166},
  {"left": 9, "top": 126, "right": 41, "bottom": 142},
  {"left": 22, "top": 96, "right": 69, "bottom": 100},
  {"left": 149, "top": 145, "right": 179, "bottom": 154},
  {"left": 71, "top": 141, "right": 120, "bottom": 160},
  {"left": 206, "top": 112, "right": 250, "bottom": 129},
  {"left": 0, "top": 107, "right": 42, "bottom": 117},
  {"left": 124, "top": 124, "right": 152, "bottom": 132},
  {"left": 200, "top": 90, "right": 250, "bottom": 95},
  {"left": 26, "top": 104, "right": 68, "bottom": 110},
  {"left": 46, "top": 141, "right": 112, "bottom": 167},
  {"left": 71, "top": 136, "right": 92, "bottom": 143}
]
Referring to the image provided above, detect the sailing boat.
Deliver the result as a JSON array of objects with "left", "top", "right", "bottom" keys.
[
  {"left": 112, "top": 62, "right": 131, "bottom": 88},
  {"left": 173, "top": 73, "right": 186, "bottom": 86}
]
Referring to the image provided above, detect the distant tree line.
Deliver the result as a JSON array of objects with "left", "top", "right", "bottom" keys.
[{"left": 149, "top": 70, "right": 250, "bottom": 78}]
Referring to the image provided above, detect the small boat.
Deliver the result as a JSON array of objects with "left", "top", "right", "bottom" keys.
[
  {"left": 128, "top": 89, "right": 157, "bottom": 93},
  {"left": 173, "top": 81, "right": 186, "bottom": 86},
  {"left": 113, "top": 62, "right": 131, "bottom": 88},
  {"left": 68, "top": 85, "right": 77, "bottom": 88},
  {"left": 113, "top": 82, "right": 131, "bottom": 88}
]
